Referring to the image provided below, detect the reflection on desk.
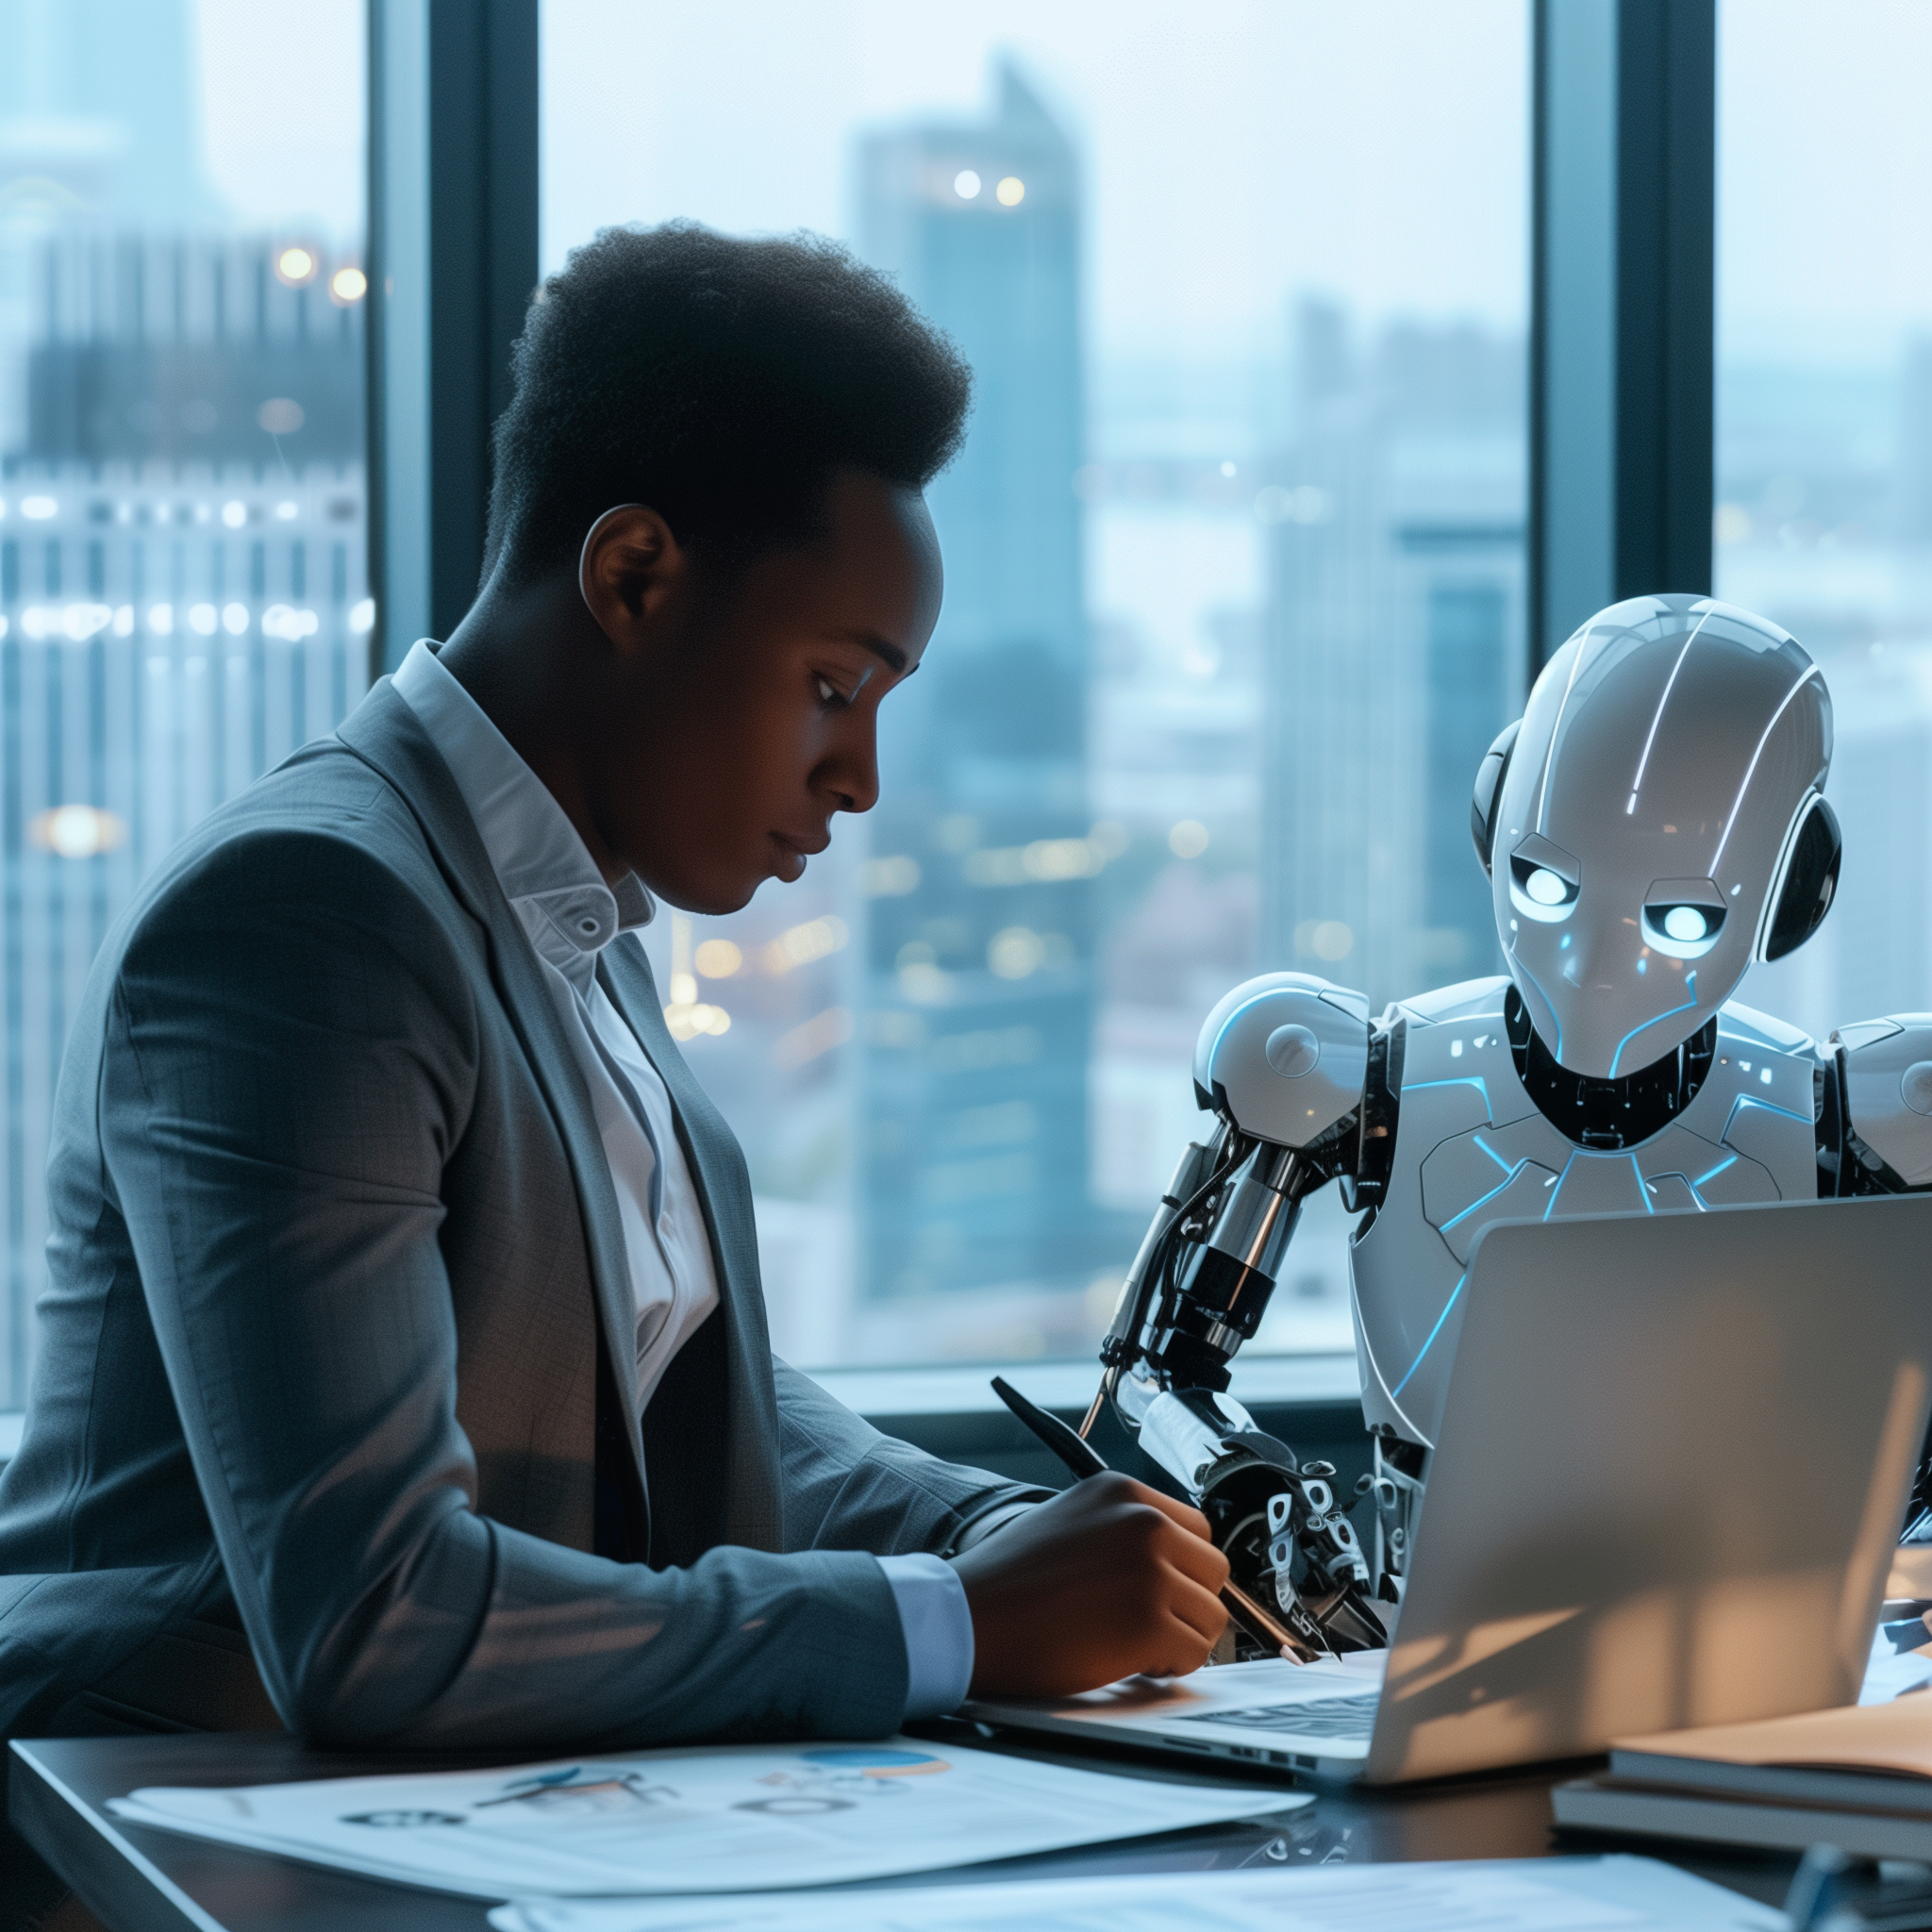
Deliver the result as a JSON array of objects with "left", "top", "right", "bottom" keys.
[{"left": 8, "top": 1726, "right": 1811, "bottom": 1932}]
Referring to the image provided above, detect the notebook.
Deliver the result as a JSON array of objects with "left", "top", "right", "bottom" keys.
[{"left": 1555, "top": 1696, "right": 1932, "bottom": 1857}]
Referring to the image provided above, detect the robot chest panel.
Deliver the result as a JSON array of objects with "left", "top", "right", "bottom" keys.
[{"left": 1387, "top": 1004, "right": 1819, "bottom": 1274}]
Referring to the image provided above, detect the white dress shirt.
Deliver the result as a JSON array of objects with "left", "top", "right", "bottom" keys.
[{"left": 391, "top": 642, "right": 973, "bottom": 1717}]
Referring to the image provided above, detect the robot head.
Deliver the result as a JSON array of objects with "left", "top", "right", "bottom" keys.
[{"left": 1470, "top": 594, "right": 1840, "bottom": 1081}]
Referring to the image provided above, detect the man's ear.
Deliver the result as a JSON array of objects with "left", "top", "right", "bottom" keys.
[{"left": 578, "top": 504, "right": 685, "bottom": 655}]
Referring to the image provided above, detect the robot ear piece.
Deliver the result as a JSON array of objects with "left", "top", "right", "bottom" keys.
[
  {"left": 1761, "top": 793, "right": 1842, "bottom": 961},
  {"left": 1469, "top": 719, "right": 1522, "bottom": 879}
]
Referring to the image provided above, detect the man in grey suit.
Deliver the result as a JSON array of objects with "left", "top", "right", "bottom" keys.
[{"left": 0, "top": 224, "right": 1229, "bottom": 1921}]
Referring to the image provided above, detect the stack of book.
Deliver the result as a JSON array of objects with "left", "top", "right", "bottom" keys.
[{"left": 1555, "top": 1696, "right": 1932, "bottom": 1858}]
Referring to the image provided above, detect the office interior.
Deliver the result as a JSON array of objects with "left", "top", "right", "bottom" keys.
[{"left": 0, "top": 2, "right": 1919, "bottom": 1473}]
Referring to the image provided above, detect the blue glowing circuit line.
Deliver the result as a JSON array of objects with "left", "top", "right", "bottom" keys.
[
  {"left": 1542, "top": 1151, "right": 1579, "bottom": 1220},
  {"left": 1692, "top": 1154, "right": 1738, "bottom": 1189},
  {"left": 1391, "top": 1274, "right": 1468, "bottom": 1400},
  {"left": 1438, "top": 1160, "right": 1528, "bottom": 1234},
  {"left": 1405, "top": 1075, "right": 1493, "bottom": 1118},
  {"left": 1631, "top": 1153, "right": 1654, "bottom": 1211},
  {"left": 1473, "top": 1133, "right": 1512, "bottom": 1174},
  {"left": 1607, "top": 972, "right": 1697, "bottom": 1078}
]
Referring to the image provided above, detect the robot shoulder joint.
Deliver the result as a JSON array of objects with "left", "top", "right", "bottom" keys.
[{"left": 1193, "top": 973, "right": 1370, "bottom": 1148}]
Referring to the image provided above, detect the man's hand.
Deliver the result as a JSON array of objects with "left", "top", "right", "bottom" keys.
[{"left": 949, "top": 1473, "right": 1230, "bottom": 1698}]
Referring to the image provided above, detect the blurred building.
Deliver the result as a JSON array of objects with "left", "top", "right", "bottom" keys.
[
  {"left": 0, "top": 0, "right": 369, "bottom": 1401},
  {"left": 854, "top": 65, "right": 1103, "bottom": 1356},
  {"left": 1259, "top": 300, "right": 1526, "bottom": 1012}
]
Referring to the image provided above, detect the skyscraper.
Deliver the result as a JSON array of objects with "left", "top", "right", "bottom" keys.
[
  {"left": 1260, "top": 301, "right": 1525, "bottom": 1009},
  {"left": 854, "top": 65, "right": 1099, "bottom": 1353},
  {"left": 0, "top": 2, "right": 368, "bottom": 1402}
]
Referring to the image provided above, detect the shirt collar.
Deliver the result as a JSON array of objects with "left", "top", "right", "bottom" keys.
[{"left": 391, "top": 641, "right": 655, "bottom": 982}]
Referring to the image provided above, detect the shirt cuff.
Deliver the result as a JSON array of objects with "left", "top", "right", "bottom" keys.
[{"left": 877, "top": 1553, "right": 975, "bottom": 1719}]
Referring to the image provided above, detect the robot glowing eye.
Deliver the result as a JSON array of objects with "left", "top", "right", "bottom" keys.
[
  {"left": 1524, "top": 868, "right": 1569, "bottom": 907},
  {"left": 1643, "top": 900, "right": 1726, "bottom": 953}
]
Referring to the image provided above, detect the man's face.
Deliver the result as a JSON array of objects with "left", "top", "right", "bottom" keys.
[{"left": 586, "top": 470, "right": 941, "bottom": 914}]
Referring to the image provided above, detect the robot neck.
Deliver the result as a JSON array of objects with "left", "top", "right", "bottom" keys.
[{"left": 1503, "top": 984, "right": 1718, "bottom": 1151}]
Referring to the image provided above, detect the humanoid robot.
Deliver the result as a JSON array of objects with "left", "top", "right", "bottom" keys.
[{"left": 1082, "top": 593, "right": 1932, "bottom": 1661}]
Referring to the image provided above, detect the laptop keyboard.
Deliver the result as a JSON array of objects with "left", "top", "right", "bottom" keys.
[{"left": 1177, "top": 1692, "right": 1379, "bottom": 1740}]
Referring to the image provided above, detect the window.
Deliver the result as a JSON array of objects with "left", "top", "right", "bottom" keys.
[
  {"left": 1716, "top": 0, "right": 1932, "bottom": 1038},
  {"left": 542, "top": 3, "right": 1528, "bottom": 1367},
  {"left": 0, "top": 1, "right": 369, "bottom": 1405}
]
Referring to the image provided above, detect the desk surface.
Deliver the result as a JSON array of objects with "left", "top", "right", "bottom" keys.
[{"left": 8, "top": 1726, "right": 1827, "bottom": 1932}]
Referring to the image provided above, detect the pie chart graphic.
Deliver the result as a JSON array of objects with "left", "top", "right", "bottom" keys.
[{"left": 797, "top": 1747, "right": 951, "bottom": 1778}]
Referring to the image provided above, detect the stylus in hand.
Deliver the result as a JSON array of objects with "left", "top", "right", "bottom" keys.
[{"left": 989, "top": 1374, "right": 1308, "bottom": 1662}]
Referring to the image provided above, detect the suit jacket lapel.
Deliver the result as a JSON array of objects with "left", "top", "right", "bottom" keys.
[
  {"left": 335, "top": 682, "right": 650, "bottom": 1505},
  {"left": 599, "top": 940, "right": 784, "bottom": 1554}
]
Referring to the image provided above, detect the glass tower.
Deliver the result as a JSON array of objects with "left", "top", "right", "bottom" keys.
[{"left": 854, "top": 66, "right": 1103, "bottom": 1355}]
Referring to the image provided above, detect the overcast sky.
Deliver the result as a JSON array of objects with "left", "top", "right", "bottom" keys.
[
  {"left": 540, "top": 0, "right": 1528, "bottom": 368},
  {"left": 190, "top": 0, "right": 1932, "bottom": 373}
]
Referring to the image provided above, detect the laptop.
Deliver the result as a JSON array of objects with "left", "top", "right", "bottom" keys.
[{"left": 968, "top": 1194, "right": 1932, "bottom": 1784}]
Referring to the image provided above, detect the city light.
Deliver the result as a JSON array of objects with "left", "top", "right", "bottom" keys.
[
  {"left": 349, "top": 599, "right": 376, "bottom": 634},
  {"left": 147, "top": 604, "right": 175, "bottom": 635},
  {"left": 262, "top": 605, "right": 320, "bottom": 641},
  {"left": 964, "top": 837, "right": 1109, "bottom": 886},
  {"left": 20, "top": 604, "right": 113, "bottom": 641},
  {"left": 22, "top": 495, "right": 57, "bottom": 520},
  {"left": 762, "top": 916, "right": 849, "bottom": 974},
  {"left": 694, "top": 939, "right": 742, "bottom": 978},
  {"left": 275, "top": 245, "right": 317, "bottom": 286},
  {"left": 989, "top": 926, "right": 1045, "bottom": 979},
  {"left": 1308, "top": 920, "right": 1355, "bottom": 962},
  {"left": 257, "top": 398, "right": 304, "bottom": 436},
  {"left": 953, "top": 169, "right": 981, "bottom": 199},
  {"left": 1168, "top": 820, "right": 1209, "bottom": 859},
  {"left": 221, "top": 500, "right": 247, "bottom": 527},
  {"left": 28, "top": 805, "right": 127, "bottom": 860},
  {"left": 995, "top": 175, "right": 1025, "bottom": 207},
  {"left": 663, "top": 999, "right": 731, "bottom": 1041},
  {"left": 189, "top": 604, "right": 218, "bottom": 635},
  {"left": 329, "top": 266, "right": 367, "bottom": 305},
  {"left": 222, "top": 603, "right": 250, "bottom": 635},
  {"left": 275, "top": 500, "right": 299, "bottom": 519},
  {"left": 861, "top": 855, "right": 921, "bottom": 896}
]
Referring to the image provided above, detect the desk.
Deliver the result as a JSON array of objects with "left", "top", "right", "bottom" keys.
[{"left": 8, "top": 1726, "right": 1826, "bottom": 1932}]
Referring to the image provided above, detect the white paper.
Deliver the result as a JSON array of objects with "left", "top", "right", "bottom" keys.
[
  {"left": 108, "top": 1738, "right": 1306, "bottom": 1899},
  {"left": 486, "top": 1854, "right": 1783, "bottom": 1932},
  {"left": 1862, "top": 1618, "right": 1932, "bottom": 1704}
]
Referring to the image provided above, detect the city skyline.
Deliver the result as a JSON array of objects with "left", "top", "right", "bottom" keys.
[{"left": 6, "top": 4, "right": 1932, "bottom": 1385}]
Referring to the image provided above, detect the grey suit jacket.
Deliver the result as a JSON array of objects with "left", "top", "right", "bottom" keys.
[{"left": 0, "top": 679, "right": 1040, "bottom": 1751}]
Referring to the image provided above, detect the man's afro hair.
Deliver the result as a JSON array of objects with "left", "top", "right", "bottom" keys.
[{"left": 484, "top": 222, "right": 973, "bottom": 586}]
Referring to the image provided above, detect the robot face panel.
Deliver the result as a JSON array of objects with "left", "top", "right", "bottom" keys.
[{"left": 1489, "top": 594, "right": 1832, "bottom": 1080}]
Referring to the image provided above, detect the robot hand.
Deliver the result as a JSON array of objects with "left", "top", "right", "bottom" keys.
[
  {"left": 1131, "top": 1381, "right": 1389, "bottom": 1657},
  {"left": 1083, "top": 973, "right": 1397, "bottom": 1654}
]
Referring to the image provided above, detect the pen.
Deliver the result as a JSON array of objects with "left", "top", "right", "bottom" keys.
[{"left": 989, "top": 1375, "right": 1318, "bottom": 1662}]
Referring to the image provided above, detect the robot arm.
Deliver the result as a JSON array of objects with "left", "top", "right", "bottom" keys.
[
  {"left": 1823, "top": 1017, "right": 1932, "bottom": 1195},
  {"left": 1084, "top": 973, "right": 1395, "bottom": 1656},
  {"left": 1093, "top": 973, "right": 1374, "bottom": 1401},
  {"left": 1823, "top": 1017, "right": 1932, "bottom": 1540}
]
